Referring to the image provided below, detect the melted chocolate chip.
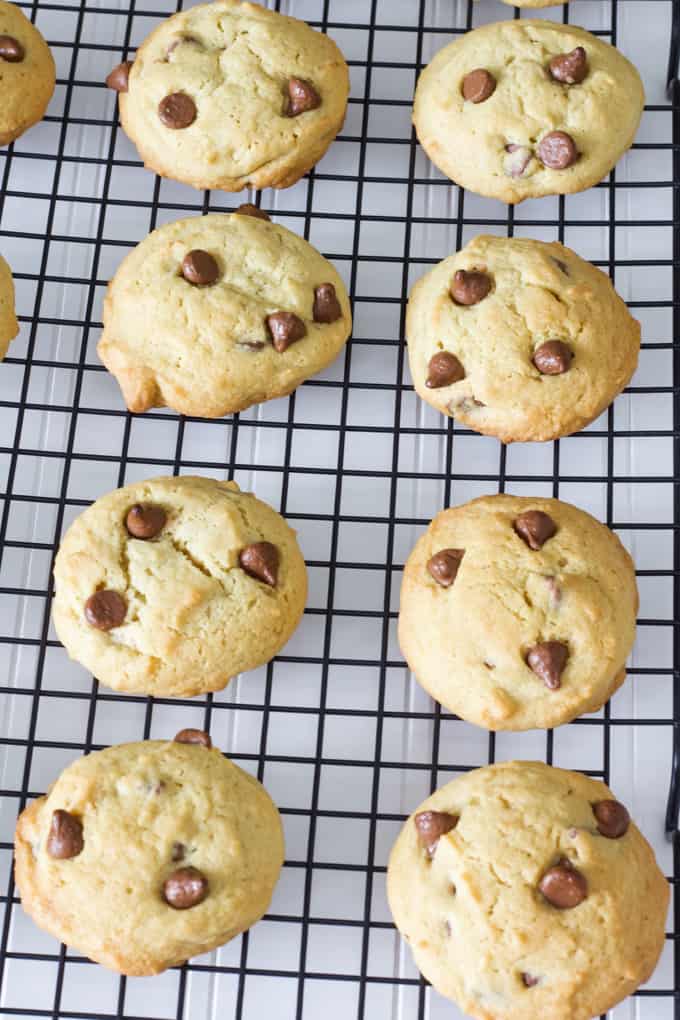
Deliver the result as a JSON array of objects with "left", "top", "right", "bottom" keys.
[
  {"left": 522, "top": 973, "right": 540, "bottom": 988},
  {"left": 593, "top": 799, "right": 630, "bottom": 839},
  {"left": 235, "top": 203, "right": 270, "bottom": 221},
  {"left": 46, "top": 810, "right": 84, "bottom": 859},
  {"left": 533, "top": 340, "right": 573, "bottom": 376},
  {"left": 239, "top": 541, "right": 279, "bottom": 587},
  {"left": 174, "top": 728, "right": 212, "bottom": 749},
  {"left": 539, "top": 859, "right": 587, "bottom": 909},
  {"left": 414, "top": 810, "right": 459, "bottom": 857},
  {"left": 105, "top": 60, "right": 132, "bottom": 92},
  {"left": 427, "top": 549, "right": 465, "bottom": 588},
  {"left": 313, "top": 283, "right": 342, "bottom": 324},
  {"left": 163, "top": 866, "right": 208, "bottom": 909},
  {"left": 84, "top": 590, "right": 126, "bottom": 631},
  {"left": 266, "top": 311, "right": 307, "bottom": 352},
  {"left": 514, "top": 510, "right": 557, "bottom": 550},
  {"left": 504, "top": 143, "right": 532, "bottom": 179},
  {"left": 0, "top": 35, "right": 25, "bottom": 62},
  {"left": 125, "top": 503, "right": 166, "bottom": 540},
  {"left": 181, "top": 249, "right": 219, "bottom": 286},
  {"left": 526, "top": 641, "right": 569, "bottom": 690},
  {"left": 549, "top": 46, "right": 588, "bottom": 85},
  {"left": 426, "top": 351, "right": 465, "bottom": 389},
  {"left": 171, "top": 841, "right": 186, "bottom": 862},
  {"left": 538, "top": 131, "right": 578, "bottom": 170},
  {"left": 450, "top": 269, "right": 492, "bottom": 306},
  {"left": 286, "top": 77, "right": 321, "bottom": 116},
  {"left": 158, "top": 92, "right": 197, "bottom": 129},
  {"left": 461, "top": 68, "right": 496, "bottom": 103}
]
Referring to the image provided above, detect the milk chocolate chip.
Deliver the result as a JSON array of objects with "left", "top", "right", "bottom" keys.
[
  {"left": 181, "top": 250, "right": 219, "bottom": 286},
  {"left": 286, "top": 77, "right": 321, "bottom": 116},
  {"left": 522, "top": 973, "right": 540, "bottom": 988},
  {"left": 313, "top": 283, "right": 342, "bottom": 324},
  {"left": 504, "top": 144, "right": 532, "bottom": 179},
  {"left": 174, "top": 728, "right": 212, "bottom": 749},
  {"left": 163, "top": 867, "right": 208, "bottom": 909},
  {"left": 84, "top": 590, "right": 126, "bottom": 631},
  {"left": 266, "top": 312, "right": 307, "bottom": 352},
  {"left": 426, "top": 352, "right": 465, "bottom": 389},
  {"left": 105, "top": 60, "right": 132, "bottom": 91},
  {"left": 125, "top": 503, "right": 166, "bottom": 540},
  {"left": 526, "top": 641, "right": 569, "bottom": 690},
  {"left": 514, "top": 510, "right": 557, "bottom": 550},
  {"left": 235, "top": 203, "right": 270, "bottom": 221},
  {"left": 593, "top": 799, "right": 630, "bottom": 839},
  {"left": 539, "top": 859, "right": 587, "bottom": 908},
  {"left": 0, "top": 35, "right": 25, "bottom": 62},
  {"left": 239, "top": 541, "right": 279, "bottom": 587},
  {"left": 427, "top": 549, "right": 465, "bottom": 588},
  {"left": 158, "top": 92, "right": 197, "bottom": 129},
  {"left": 549, "top": 47, "right": 588, "bottom": 85},
  {"left": 538, "top": 131, "right": 578, "bottom": 170},
  {"left": 414, "top": 810, "right": 459, "bottom": 857},
  {"left": 461, "top": 68, "right": 496, "bottom": 103},
  {"left": 46, "top": 810, "right": 84, "bottom": 860},
  {"left": 450, "top": 269, "right": 491, "bottom": 306},
  {"left": 533, "top": 340, "right": 572, "bottom": 376}
]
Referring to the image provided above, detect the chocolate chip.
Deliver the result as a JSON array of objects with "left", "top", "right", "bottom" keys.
[
  {"left": 426, "top": 352, "right": 465, "bottom": 389},
  {"left": 286, "top": 77, "right": 321, "bottom": 116},
  {"left": 125, "top": 503, "right": 166, "bottom": 540},
  {"left": 504, "top": 143, "right": 532, "bottom": 179},
  {"left": 181, "top": 250, "right": 219, "bottom": 286},
  {"left": 174, "top": 728, "right": 212, "bottom": 749},
  {"left": 514, "top": 510, "right": 557, "bottom": 550},
  {"left": 105, "top": 60, "right": 132, "bottom": 91},
  {"left": 239, "top": 541, "right": 279, "bottom": 587},
  {"left": 538, "top": 131, "right": 578, "bottom": 170},
  {"left": 84, "top": 590, "right": 126, "bottom": 631},
  {"left": 539, "top": 859, "right": 587, "bottom": 909},
  {"left": 163, "top": 866, "right": 208, "bottom": 909},
  {"left": 450, "top": 269, "right": 492, "bottom": 306},
  {"left": 171, "top": 841, "right": 186, "bottom": 862},
  {"left": 46, "top": 810, "right": 83, "bottom": 860},
  {"left": 414, "top": 810, "right": 459, "bottom": 857},
  {"left": 533, "top": 340, "right": 573, "bottom": 376},
  {"left": 461, "top": 68, "right": 496, "bottom": 103},
  {"left": 522, "top": 973, "right": 540, "bottom": 988},
  {"left": 235, "top": 203, "right": 270, "bottom": 221},
  {"left": 526, "top": 641, "right": 569, "bottom": 690},
  {"left": 313, "top": 283, "right": 342, "bottom": 324},
  {"left": 158, "top": 92, "right": 197, "bottom": 129},
  {"left": 549, "top": 46, "right": 588, "bottom": 85},
  {"left": 593, "top": 799, "right": 630, "bottom": 839},
  {"left": 0, "top": 35, "right": 25, "bottom": 62},
  {"left": 427, "top": 549, "right": 464, "bottom": 588},
  {"left": 266, "top": 311, "right": 307, "bottom": 352}
]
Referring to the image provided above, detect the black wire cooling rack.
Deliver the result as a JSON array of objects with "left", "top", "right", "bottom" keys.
[{"left": 0, "top": 0, "right": 678, "bottom": 1018}]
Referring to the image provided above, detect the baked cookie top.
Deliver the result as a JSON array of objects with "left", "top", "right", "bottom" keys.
[
  {"left": 0, "top": 253, "right": 18, "bottom": 360},
  {"left": 406, "top": 235, "right": 639, "bottom": 443},
  {"left": 398, "top": 495, "right": 638, "bottom": 731},
  {"left": 413, "top": 20, "right": 644, "bottom": 203},
  {"left": 15, "top": 735, "right": 284, "bottom": 975},
  {"left": 52, "top": 475, "right": 307, "bottom": 697},
  {"left": 0, "top": 0, "right": 55, "bottom": 146},
  {"left": 110, "top": 0, "right": 349, "bottom": 191},
  {"left": 387, "top": 761, "right": 668, "bottom": 1020},
  {"left": 98, "top": 210, "right": 352, "bottom": 417}
]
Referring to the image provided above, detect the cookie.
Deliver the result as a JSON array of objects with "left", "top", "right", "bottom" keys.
[
  {"left": 407, "top": 235, "right": 639, "bottom": 443},
  {"left": 0, "top": 253, "right": 18, "bottom": 360},
  {"left": 106, "top": 0, "right": 349, "bottom": 192},
  {"left": 15, "top": 733, "right": 284, "bottom": 975},
  {"left": 52, "top": 475, "right": 307, "bottom": 697},
  {"left": 413, "top": 20, "right": 644, "bottom": 203},
  {"left": 0, "top": 0, "right": 55, "bottom": 146},
  {"left": 98, "top": 211, "right": 351, "bottom": 417},
  {"left": 387, "top": 760, "right": 669, "bottom": 1020},
  {"left": 398, "top": 494, "right": 638, "bottom": 731}
]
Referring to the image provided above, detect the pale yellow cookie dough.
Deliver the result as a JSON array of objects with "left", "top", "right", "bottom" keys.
[
  {"left": 387, "top": 761, "right": 669, "bottom": 1020},
  {"left": 115, "top": 0, "right": 349, "bottom": 191},
  {"left": 98, "top": 212, "right": 352, "bottom": 417},
  {"left": 0, "top": 253, "right": 18, "bottom": 360},
  {"left": 0, "top": 0, "right": 55, "bottom": 146},
  {"left": 398, "top": 495, "right": 638, "bottom": 731},
  {"left": 52, "top": 475, "right": 308, "bottom": 697},
  {"left": 406, "top": 235, "right": 640, "bottom": 443},
  {"left": 413, "top": 20, "right": 644, "bottom": 203},
  {"left": 15, "top": 737, "right": 284, "bottom": 975}
]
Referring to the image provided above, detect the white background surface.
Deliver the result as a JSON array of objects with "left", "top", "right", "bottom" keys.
[{"left": 0, "top": 0, "right": 676, "bottom": 1017}]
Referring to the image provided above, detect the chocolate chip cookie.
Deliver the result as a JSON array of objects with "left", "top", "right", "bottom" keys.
[
  {"left": 398, "top": 494, "right": 638, "bottom": 731},
  {"left": 106, "top": 0, "right": 349, "bottom": 191},
  {"left": 0, "top": 0, "right": 55, "bottom": 146},
  {"left": 407, "top": 235, "right": 639, "bottom": 443},
  {"left": 15, "top": 733, "right": 284, "bottom": 975},
  {"left": 387, "top": 760, "right": 668, "bottom": 1020},
  {"left": 98, "top": 211, "right": 351, "bottom": 417},
  {"left": 413, "top": 20, "right": 644, "bottom": 203},
  {"left": 0, "top": 253, "right": 18, "bottom": 360},
  {"left": 52, "top": 475, "right": 307, "bottom": 697}
]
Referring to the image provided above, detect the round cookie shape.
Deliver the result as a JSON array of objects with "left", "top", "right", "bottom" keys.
[
  {"left": 398, "top": 494, "right": 638, "bottom": 731},
  {"left": 15, "top": 737, "right": 284, "bottom": 975},
  {"left": 0, "top": 0, "right": 55, "bottom": 146},
  {"left": 0, "top": 253, "right": 18, "bottom": 360},
  {"left": 413, "top": 20, "right": 644, "bottom": 203},
  {"left": 110, "top": 0, "right": 349, "bottom": 191},
  {"left": 98, "top": 212, "right": 352, "bottom": 417},
  {"left": 387, "top": 761, "right": 668, "bottom": 1020},
  {"left": 407, "top": 235, "right": 639, "bottom": 443},
  {"left": 52, "top": 475, "right": 307, "bottom": 697}
]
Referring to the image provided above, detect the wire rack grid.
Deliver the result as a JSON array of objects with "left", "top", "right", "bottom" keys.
[{"left": 0, "top": 0, "right": 678, "bottom": 1017}]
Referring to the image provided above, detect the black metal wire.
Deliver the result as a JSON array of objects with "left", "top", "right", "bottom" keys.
[{"left": 0, "top": 1, "right": 678, "bottom": 1018}]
